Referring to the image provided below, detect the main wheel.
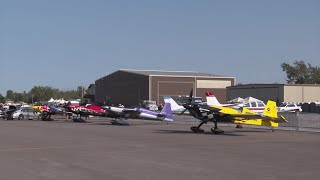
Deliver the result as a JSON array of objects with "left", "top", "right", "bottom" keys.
[
  {"left": 18, "top": 114, "right": 24, "bottom": 120},
  {"left": 211, "top": 127, "right": 224, "bottom": 134},
  {"left": 236, "top": 125, "right": 243, "bottom": 128},
  {"left": 190, "top": 126, "right": 204, "bottom": 133}
]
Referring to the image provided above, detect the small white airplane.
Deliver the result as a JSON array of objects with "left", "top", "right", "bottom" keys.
[
  {"left": 205, "top": 92, "right": 235, "bottom": 107},
  {"left": 163, "top": 96, "right": 188, "bottom": 114},
  {"left": 205, "top": 92, "right": 267, "bottom": 113}
]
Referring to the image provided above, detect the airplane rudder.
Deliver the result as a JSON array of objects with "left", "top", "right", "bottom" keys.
[
  {"left": 162, "top": 103, "right": 173, "bottom": 120},
  {"left": 164, "top": 96, "right": 180, "bottom": 109},
  {"left": 263, "top": 100, "right": 277, "bottom": 118}
]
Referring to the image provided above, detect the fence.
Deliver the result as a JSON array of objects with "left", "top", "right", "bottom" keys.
[
  {"left": 279, "top": 112, "right": 320, "bottom": 132},
  {"left": 175, "top": 113, "right": 320, "bottom": 132}
]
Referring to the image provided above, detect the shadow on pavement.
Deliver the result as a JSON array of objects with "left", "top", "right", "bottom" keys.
[{"left": 153, "top": 129, "right": 246, "bottom": 136}]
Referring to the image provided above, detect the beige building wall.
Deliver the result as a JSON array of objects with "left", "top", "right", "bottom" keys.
[
  {"left": 284, "top": 86, "right": 303, "bottom": 102},
  {"left": 284, "top": 85, "right": 320, "bottom": 102},
  {"left": 196, "top": 80, "right": 231, "bottom": 88}
]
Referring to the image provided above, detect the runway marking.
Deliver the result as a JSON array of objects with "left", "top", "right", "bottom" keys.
[{"left": 0, "top": 147, "right": 66, "bottom": 152}]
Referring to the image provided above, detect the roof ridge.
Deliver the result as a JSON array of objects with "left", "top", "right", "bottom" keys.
[{"left": 120, "top": 69, "right": 199, "bottom": 73}]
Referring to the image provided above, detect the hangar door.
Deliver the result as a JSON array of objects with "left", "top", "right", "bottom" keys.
[{"left": 157, "top": 82, "right": 194, "bottom": 104}]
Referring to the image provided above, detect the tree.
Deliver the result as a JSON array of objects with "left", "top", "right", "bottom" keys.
[
  {"left": 0, "top": 93, "right": 5, "bottom": 103},
  {"left": 281, "top": 60, "right": 320, "bottom": 84},
  {"left": 6, "top": 90, "right": 14, "bottom": 100}
]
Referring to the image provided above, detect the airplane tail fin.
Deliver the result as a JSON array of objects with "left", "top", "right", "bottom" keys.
[
  {"left": 263, "top": 100, "right": 288, "bottom": 123},
  {"left": 161, "top": 103, "right": 173, "bottom": 122},
  {"left": 263, "top": 100, "right": 278, "bottom": 118},
  {"left": 234, "top": 100, "right": 287, "bottom": 127},
  {"left": 205, "top": 92, "right": 222, "bottom": 106},
  {"left": 163, "top": 96, "right": 182, "bottom": 111}
]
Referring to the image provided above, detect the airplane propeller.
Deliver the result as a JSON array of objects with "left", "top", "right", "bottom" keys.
[{"left": 180, "top": 88, "right": 194, "bottom": 115}]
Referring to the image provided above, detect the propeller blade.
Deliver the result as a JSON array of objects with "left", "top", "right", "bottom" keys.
[{"left": 188, "top": 88, "right": 193, "bottom": 103}]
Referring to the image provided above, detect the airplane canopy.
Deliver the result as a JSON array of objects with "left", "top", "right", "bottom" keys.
[
  {"left": 243, "top": 97, "right": 263, "bottom": 102},
  {"left": 228, "top": 97, "right": 244, "bottom": 103}
]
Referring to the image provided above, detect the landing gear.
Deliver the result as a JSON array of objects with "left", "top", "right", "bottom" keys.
[
  {"left": 211, "top": 127, "right": 224, "bottom": 134},
  {"left": 190, "top": 126, "right": 204, "bottom": 133},
  {"left": 72, "top": 115, "right": 87, "bottom": 123},
  {"left": 40, "top": 112, "right": 54, "bottom": 121},
  {"left": 110, "top": 119, "right": 129, "bottom": 126},
  {"left": 236, "top": 125, "right": 243, "bottom": 128},
  {"left": 190, "top": 121, "right": 205, "bottom": 133},
  {"left": 73, "top": 118, "right": 87, "bottom": 123},
  {"left": 211, "top": 121, "right": 224, "bottom": 134},
  {"left": 271, "top": 127, "right": 275, "bottom": 132}
]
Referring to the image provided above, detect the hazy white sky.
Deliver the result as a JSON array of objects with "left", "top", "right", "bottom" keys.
[{"left": 1, "top": 0, "right": 319, "bottom": 95}]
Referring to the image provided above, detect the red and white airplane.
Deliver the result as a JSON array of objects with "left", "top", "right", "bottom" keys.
[
  {"left": 64, "top": 104, "right": 106, "bottom": 122},
  {"left": 205, "top": 92, "right": 234, "bottom": 107}
]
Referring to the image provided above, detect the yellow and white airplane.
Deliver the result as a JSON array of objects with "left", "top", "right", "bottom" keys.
[{"left": 180, "top": 90, "right": 288, "bottom": 134}]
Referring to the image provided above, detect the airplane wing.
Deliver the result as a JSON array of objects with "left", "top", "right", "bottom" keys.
[{"left": 200, "top": 105, "right": 287, "bottom": 122}]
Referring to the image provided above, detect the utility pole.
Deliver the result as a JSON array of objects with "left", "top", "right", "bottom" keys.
[{"left": 82, "top": 86, "right": 84, "bottom": 99}]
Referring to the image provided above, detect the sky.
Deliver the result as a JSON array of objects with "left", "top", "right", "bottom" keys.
[{"left": 1, "top": 0, "right": 319, "bottom": 95}]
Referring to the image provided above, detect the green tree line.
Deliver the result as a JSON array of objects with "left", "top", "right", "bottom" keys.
[
  {"left": 281, "top": 60, "right": 320, "bottom": 84},
  {"left": 0, "top": 86, "right": 86, "bottom": 104}
]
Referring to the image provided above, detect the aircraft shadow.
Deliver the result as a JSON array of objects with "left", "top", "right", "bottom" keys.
[{"left": 153, "top": 129, "right": 246, "bottom": 136}]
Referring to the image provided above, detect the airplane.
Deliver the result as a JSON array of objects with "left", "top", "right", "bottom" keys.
[
  {"left": 33, "top": 105, "right": 65, "bottom": 121},
  {"left": 205, "top": 92, "right": 268, "bottom": 113},
  {"left": 101, "top": 103, "right": 173, "bottom": 125},
  {"left": 205, "top": 92, "right": 235, "bottom": 107},
  {"left": 163, "top": 96, "right": 187, "bottom": 114},
  {"left": 181, "top": 89, "right": 288, "bottom": 134},
  {"left": 163, "top": 95, "right": 205, "bottom": 114},
  {"left": 64, "top": 103, "right": 106, "bottom": 122}
]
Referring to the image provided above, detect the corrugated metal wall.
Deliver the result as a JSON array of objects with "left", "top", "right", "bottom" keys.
[
  {"left": 227, "top": 85, "right": 283, "bottom": 103},
  {"left": 151, "top": 77, "right": 235, "bottom": 104},
  {"left": 95, "top": 71, "right": 149, "bottom": 106}
]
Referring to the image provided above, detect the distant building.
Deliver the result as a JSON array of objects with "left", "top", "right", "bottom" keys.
[
  {"left": 95, "top": 69, "right": 235, "bottom": 106},
  {"left": 227, "top": 84, "right": 320, "bottom": 104},
  {"left": 83, "top": 84, "right": 96, "bottom": 104}
]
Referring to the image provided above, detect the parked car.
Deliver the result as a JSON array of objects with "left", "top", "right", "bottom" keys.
[
  {"left": 12, "top": 108, "right": 35, "bottom": 120},
  {"left": 0, "top": 109, "right": 4, "bottom": 118},
  {"left": 278, "top": 103, "right": 302, "bottom": 112},
  {"left": 3, "top": 105, "right": 18, "bottom": 120},
  {"left": 142, "top": 100, "right": 158, "bottom": 111}
]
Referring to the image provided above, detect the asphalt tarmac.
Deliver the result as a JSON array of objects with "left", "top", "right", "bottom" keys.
[{"left": 0, "top": 117, "right": 319, "bottom": 180}]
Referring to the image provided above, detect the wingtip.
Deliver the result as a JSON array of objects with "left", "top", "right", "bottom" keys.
[{"left": 205, "top": 92, "right": 214, "bottom": 97}]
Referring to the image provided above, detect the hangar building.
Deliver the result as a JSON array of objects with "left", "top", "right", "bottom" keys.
[
  {"left": 227, "top": 84, "right": 320, "bottom": 103},
  {"left": 95, "top": 69, "right": 235, "bottom": 106}
]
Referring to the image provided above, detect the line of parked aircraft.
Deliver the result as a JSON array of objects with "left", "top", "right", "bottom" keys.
[{"left": 1, "top": 89, "right": 291, "bottom": 134}]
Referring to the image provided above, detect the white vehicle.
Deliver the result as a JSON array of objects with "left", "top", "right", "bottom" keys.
[
  {"left": 278, "top": 103, "right": 302, "bottom": 112},
  {"left": 0, "top": 109, "right": 4, "bottom": 118},
  {"left": 12, "top": 108, "right": 35, "bottom": 120},
  {"left": 142, "top": 100, "right": 158, "bottom": 111}
]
